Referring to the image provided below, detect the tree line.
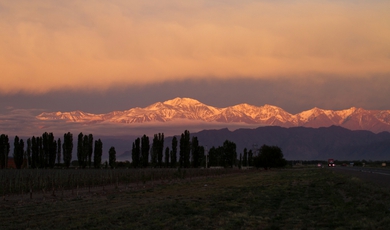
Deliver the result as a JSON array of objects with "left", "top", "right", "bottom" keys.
[
  {"left": 0, "top": 132, "right": 106, "bottom": 169},
  {"left": 131, "top": 130, "right": 210, "bottom": 169},
  {"left": 0, "top": 130, "right": 287, "bottom": 170}
]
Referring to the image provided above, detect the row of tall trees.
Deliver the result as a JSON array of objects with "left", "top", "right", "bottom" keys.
[
  {"left": 74, "top": 132, "right": 106, "bottom": 169},
  {"left": 242, "top": 148, "right": 255, "bottom": 167},
  {"left": 130, "top": 130, "right": 280, "bottom": 169},
  {"left": 77, "top": 133, "right": 94, "bottom": 168},
  {"left": 0, "top": 132, "right": 110, "bottom": 169},
  {"left": 191, "top": 136, "right": 204, "bottom": 168},
  {"left": 1, "top": 131, "right": 287, "bottom": 170},
  {"left": 131, "top": 135, "right": 151, "bottom": 168},
  {"left": 151, "top": 133, "right": 164, "bottom": 167},
  {"left": 208, "top": 140, "right": 237, "bottom": 168},
  {"left": 13, "top": 136, "right": 24, "bottom": 169},
  {"left": 131, "top": 130, "right": 207, "bottom": 168},
  {"left": 29, "top": 133, "right": 57, "bottom": 168}
]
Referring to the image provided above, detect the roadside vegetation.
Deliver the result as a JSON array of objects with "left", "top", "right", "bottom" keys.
[{"left": 1, "top": 168, "right": 389, "bottom": 229}]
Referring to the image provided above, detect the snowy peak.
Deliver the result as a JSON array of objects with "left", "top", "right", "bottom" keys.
[
  {"left": 36, "top": 110, "right": 105, "bottom": 123},
  {"left": 297, "top": 107, "right": 327, "bottom": 121},
  {"left": 163, "top": 97, "right": 203, "bottom": 107},
  {"left": 36, "top": 97, "right": 390, "bottom": 133}
]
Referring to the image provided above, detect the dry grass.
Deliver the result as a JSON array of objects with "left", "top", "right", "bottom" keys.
[{"left": 1, "top": 168, "right": 390, "bottom": 229}]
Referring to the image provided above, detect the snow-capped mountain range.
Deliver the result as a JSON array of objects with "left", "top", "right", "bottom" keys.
[{"left": 36, "top": 97, "right": 390, "bottom": 133}]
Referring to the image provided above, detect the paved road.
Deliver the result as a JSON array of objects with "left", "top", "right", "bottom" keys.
[{"left": 330, "top": 166, "right": 390, "bottom": 189}]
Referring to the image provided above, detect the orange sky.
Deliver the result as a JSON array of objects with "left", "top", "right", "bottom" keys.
[{"left": 1, "top": 0, "right": 390, "bottom": 94}]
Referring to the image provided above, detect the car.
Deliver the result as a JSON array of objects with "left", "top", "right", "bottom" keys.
[{"left": 328, "top": 159, "right": 335, "bottom": 167}]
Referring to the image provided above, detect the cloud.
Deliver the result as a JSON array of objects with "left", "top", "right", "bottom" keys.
[{"left": 1, "top": 0, "right": 389, "bottom": 94}]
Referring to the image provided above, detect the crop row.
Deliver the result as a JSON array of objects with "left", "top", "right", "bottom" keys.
[{"left": 0, "top": 168, "right": 245, "bottom": 196}]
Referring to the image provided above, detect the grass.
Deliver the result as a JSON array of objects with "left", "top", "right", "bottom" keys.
[{"left": 1, "top": 168, "right": 390, "bottom": 229}]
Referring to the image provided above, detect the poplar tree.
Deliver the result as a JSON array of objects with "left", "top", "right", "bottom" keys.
[
  {"left": 13, "top": 136, "right": 24, "bottom": 169},
  {"left": 77, "top": 132, "right": 84, "bottom": 168},
  {"left": 82, "top": 135, "right": 90, "bottom": 168},
  {"left": 152, "top": 133, "right": 164, "bottom": 168},
  {"left": 248, "top": 149, "right": 254, "bottom": 167},
  {"left": 132, "top": 138, "right": 141, "bottom": 168},
  {"left": 49, "top": 139, "right": 57, "bottom": 168},
  {"left": 157, "top": 133, "right": 164, "bottom": 168},
  {"left": 179, "top": 130, "right": 191, "bottom": 168},
  {"left": 21, "top": 138, "right": 26, "bottom": 168},
  {"left": 151, "top": 134, "right": 158, "bottom": 167},
  {"left": 33, "top": 136, "right": 40, "bottom": 168},
  {"left": 63, "top": 132, "right": 73, "bottom": 168},
  {"left": 164, "top": 147, "right": 170, "bottom": 167},
  {"left": 42, "top": 132, "right": 56, "bottom": 168},
  {"left": 243, "top": 148, "right": 248, "bottom": 167},
  {"left": 223, "top": 140, "right": 237, "bottom": 168},
  {"left": 208, "top": 147, "right": 217, "bottom": 167},
  {"left": 239, "top": 153, "right": 242, "bottom": 169},
  {"left": 170, "top": 136, "right": 177, "bottom": 168},
  {"left": 191, "top": 136, "right": 200, "bottom": 168},
  {"left": 0, "top": 134, "right": 10, "bottom": 169},
  {"left": 199, "top": 146, "right": 205, "bottom": 168},
  {"left": 87, "top": 134, "right": 93, "bottom": 168},
  {"left": 31, "top": 136, "right": 38, "bottom": 168},
  {"left": 94, "top": 139, "right": 103, "bottom": 168},
  {"left": 109, "top": 146, "right": 116, "bottom": 169},
  {"left": 42, "top": 132, "right": 49, "bottom": 167},
  {"left": 141, "top": 135, "right": 149, "bottom": 168},
  {"left": 37, "top": 137, "right": 44, "bottom": 168},
  {"left": 26, "top": 138, "right": 31, "bottom": 168},
  {"left": 57, "top": 138, "right": 61, "bottom": 165}
]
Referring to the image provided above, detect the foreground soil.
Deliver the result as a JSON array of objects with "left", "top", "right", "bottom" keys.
[{"left": 1, "top": 168, "right": 390, "bottom": 229}]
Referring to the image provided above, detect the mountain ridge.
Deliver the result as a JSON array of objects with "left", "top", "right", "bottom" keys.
[
  {"left": 36, "top": 97, "right": 390, "bottom": 133},
  {"left": 114, "top": 126, "right": 390, "bottom": 161}
]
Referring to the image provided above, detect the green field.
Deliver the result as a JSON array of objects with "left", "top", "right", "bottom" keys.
[{"left": 1, "top": 168, "right": 390, "bottom": 229}]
